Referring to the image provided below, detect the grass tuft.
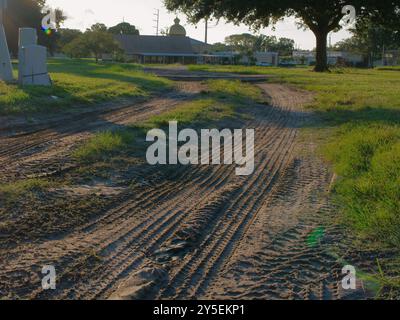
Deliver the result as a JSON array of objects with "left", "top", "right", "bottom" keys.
[
  {"left": 0, "top": 179, "right": 52, "bottom": 202},
  {"left": 73, "top": 130, "right": 135, "bottom": 163}
]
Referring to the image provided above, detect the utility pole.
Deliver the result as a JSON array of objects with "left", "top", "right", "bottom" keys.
[
  {"left": 153, "top": 9, "right": 160, "bottom": 36},
  {"left": 205, "top": 18, "right": 208, "bottom": 44}
]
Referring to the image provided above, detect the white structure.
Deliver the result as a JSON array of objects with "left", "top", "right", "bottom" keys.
[
  {"left": 254, "top": 52, "right": 279, "bottom": 66},
  {"left": 293, "top": 50, "right": 364, "bottom": 66},
  {"left": 327, "top": 51, "right": 363, "bottom": 66},
  {"left": 383, "top": 51, "right": 400, "bottom": 66},
  {"left": 18, "top": 28, "right": 51, "bottom": 86},
  {"left": 239, "top": 51, "right": 279, "bottom": 66},
  {"left": 0, "top": 0, "right": 13, "bottom": 82},
  {"left": 292, "top": 50, "right": 315, "bottom": 65}
]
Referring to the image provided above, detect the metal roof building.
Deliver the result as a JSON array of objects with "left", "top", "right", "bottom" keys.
[
  {"left": 114, "top": 34, "right": 214, "bottom": 64},
  {"left": 114, "top": 18, "right": 214, "bottom": 64}
]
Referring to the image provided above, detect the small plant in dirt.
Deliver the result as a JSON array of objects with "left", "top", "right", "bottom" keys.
[
  {"left": 0, "top": 178, "right": 53, "bottom": 204},
  {"left": 73, "top": 130, "right": 136, "bottom": 163}
]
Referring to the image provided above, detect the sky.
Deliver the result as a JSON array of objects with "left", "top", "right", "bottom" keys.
[{"left": 46, "top": 0, "right": 352, "bottom": 50}]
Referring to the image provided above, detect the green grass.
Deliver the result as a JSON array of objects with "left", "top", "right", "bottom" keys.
[
  {"left": 73, "top": 130, "right": 135, "bottom": 163},
  {"left": 325, "top": 125, "right": 400, "bottom": 245},
  {"left": 143, "top": 98, "right": 236, "bottom": 128},
  {"left": 142, "top": 80, "right": 261, "bottom": 128},
  {"left": 205, "top": 79, "right": 264, "bottom": 102},
  {"left": 0, "top": 59, "right": 173, "bottom": 115},
  {"left": 0, "top": 178, "right": 52, "bottom": 202}
]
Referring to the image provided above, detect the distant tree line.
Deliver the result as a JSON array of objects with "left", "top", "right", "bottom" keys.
[
  {"left": 333, "top": 17, "right": 400, "bottom": 66},
  {"left": 225, "top": 34, "right": 294, "bottom": 55},
  {"left": 210, "top": 33, "right": 295, "bottom": 64}
]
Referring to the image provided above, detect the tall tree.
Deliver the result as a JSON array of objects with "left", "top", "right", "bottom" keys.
[
  {"left": 63, "top": 24, "right": 122, "bottom": 62},
  {"left": 62, "top": 35, "right": 90, "bottom": 59},
  {"left": 255, "top": 35, "right": 278, "bottom": 52},
  {"left": 225, "top": 33, "right": 258, "bottom": 60},
  {"left": 276, "top": 38, "right": 295, "bottom": 56},
  {"left": 88, "top": 23, "right": 108, "bottom": 33},
  {"left": 57, "top": 29, "right": 83, "bottom": 50},
  {"left": 164, "top": 0, "right": 399, "bottom": 72},
  {"left": 108, "top": 22, "right": 140, "bottom": 35},
  {"left": 210, "top": 42, "right": 232, "bottom": 52}
]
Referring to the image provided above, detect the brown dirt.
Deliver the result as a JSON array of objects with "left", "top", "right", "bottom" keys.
[{"left": 0, "top": 82, "right": 371, "bottom": 300}]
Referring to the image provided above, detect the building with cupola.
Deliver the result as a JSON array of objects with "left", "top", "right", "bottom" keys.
[{"left": 114, "top": 17, "right": 220, "bottom": 64}]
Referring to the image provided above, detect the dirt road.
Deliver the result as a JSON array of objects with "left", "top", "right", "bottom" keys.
[{"left": 0, "top": 81, "right": 367, "bottom": 300}]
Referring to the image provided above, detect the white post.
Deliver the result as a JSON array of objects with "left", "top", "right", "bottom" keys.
[
  {"left": 18, "top": 28, "right": 51, "bottom": 86},
  {"left": 0, "top": 0, "right": 13, "bottom": 82}
]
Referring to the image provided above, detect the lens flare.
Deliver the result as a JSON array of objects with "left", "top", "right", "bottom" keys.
[{"left": 42, "top": 27, "right": 52, "bottom": 36}]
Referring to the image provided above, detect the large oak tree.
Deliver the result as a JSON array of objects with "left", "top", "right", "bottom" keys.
[{"left": 164, "top": 0, "right": 399, "bottom": 71}]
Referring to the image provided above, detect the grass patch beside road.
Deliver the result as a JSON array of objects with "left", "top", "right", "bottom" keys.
[
  {"left": 142, "top": 80, "right": 261, "bottom": 128},
  {"left": 73, "top": 130, "right": 136, "bottom": 163},
  {"left": 205, "top": 79, "right": 264, "bottom": 102},
  {"left": 142, "top": 98, "right": 237, "bottom": 128},
  {"left": 325, "top": 125, "right": 400, "bottom": 246},
  {"left": 0, "top": 178, "right": 53, "bottom": 203},
  {"left": 0, "top": 59, "right": 173, "bottom": 115}
]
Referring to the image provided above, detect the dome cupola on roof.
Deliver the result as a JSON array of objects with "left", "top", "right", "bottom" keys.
[{"left": 169, "top": 18, "right": 186, "bottom": 36}]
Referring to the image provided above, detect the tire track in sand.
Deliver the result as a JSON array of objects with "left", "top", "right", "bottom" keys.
[{"left": 1, "top": 83, "right": 327, "bottom": 300}]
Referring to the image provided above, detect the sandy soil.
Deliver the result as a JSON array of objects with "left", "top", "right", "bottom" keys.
[{"left": 0, "top": 80, "right": 370, "bottom": 300}]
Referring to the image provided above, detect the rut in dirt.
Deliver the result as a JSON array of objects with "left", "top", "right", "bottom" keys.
[{"left": 0, "top": 83, "right": 366, "bottom": 300}]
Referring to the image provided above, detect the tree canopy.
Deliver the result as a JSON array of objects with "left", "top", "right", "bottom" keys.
[
  {"left": 224, "top": 33, "right": 295, "bottom": 59},
  {"left": 57, "top": 28, "right": 83, "bottom": 50},
  {"left": 108, "top": 22, "right": 140, "bottom": 35},
  {"left": 164, "top": 0, "right": 399, "bottom": 71},
  {"left": 63, "top": 24, "right": 121, "bottom": 62}
]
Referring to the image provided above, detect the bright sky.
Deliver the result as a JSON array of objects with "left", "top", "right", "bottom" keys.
[{"left": 46, "top": 0, "right": 352, "bottom": 50}]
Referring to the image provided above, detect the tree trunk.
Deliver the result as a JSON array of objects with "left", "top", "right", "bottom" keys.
[{"left": 314, "top": 30, "right": 329, "bottom": 72}]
